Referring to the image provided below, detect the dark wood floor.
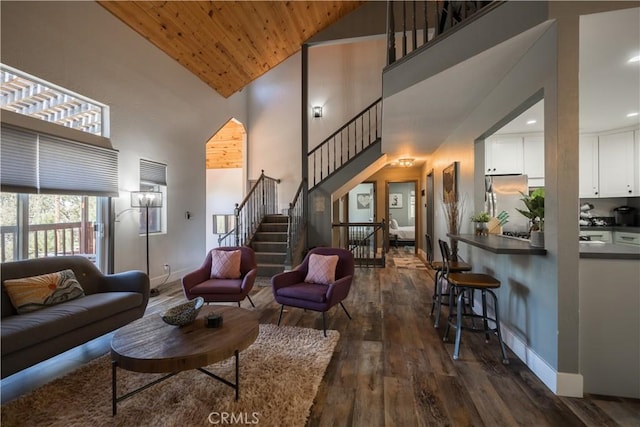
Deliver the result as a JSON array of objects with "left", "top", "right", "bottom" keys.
[{"left": 2, "top": 248, "right": 639, "bottom": 425}]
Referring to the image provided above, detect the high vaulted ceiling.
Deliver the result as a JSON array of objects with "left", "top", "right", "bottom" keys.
[{"left": 99, "top": 1, "right": 364, "bottom": 98}]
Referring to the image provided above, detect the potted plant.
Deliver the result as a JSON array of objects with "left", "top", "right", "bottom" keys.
[
  {"left": 470, "top": 211, "right": 490, "bottom": 236},
  {"left": 516, "top": 188, "right": 545, "bottom": 247}
]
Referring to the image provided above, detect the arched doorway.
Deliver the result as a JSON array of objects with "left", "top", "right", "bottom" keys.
[{"left": 205, "top": 118, "right": 246, "bottom": 250}]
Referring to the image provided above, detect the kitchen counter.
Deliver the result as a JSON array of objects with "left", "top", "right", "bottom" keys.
[
  {"left": 580, "top": 225, "right": 640, "bottom": 233},
  {"left": 447, "top": 234, "right": 547, "bottom": 255},
  {"left": 579, "top": 242, "right": 640, "bottom": 259}
]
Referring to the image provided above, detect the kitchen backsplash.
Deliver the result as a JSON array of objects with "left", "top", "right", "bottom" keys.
[
  {"left": 580, "top": 197, "right": 640, "bottom": 226},
  {"left": 579, "top": 197, "right": 639, "bottom": 216}
]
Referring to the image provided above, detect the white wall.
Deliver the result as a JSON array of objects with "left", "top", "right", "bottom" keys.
[
  {"left": 246, "top": 37, "right": 386, "bottom": 212},
  {"left": 308, "top": 37, "right": 387, "bottom": 149},
  {"left": 348, "top": 183, "right": 374, "bottom": 222},
  {"left": 1, "top": 1, "right": 247, "bottom": 285},
  {"left": 246, "top": 53, "right": 302, "bottom": 212},
  {"left": 206, "top": 168, "right": 243, "bottom": 250}
]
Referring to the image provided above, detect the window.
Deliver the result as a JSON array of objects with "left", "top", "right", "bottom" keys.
[
  {"left": 0, "top": 65, "right": 113, "bottom": 271},
  {"left": 1, "top": 64, "right": 109, "bottom": 137},
  {"left": 139, "top": 159, "right": 167, "bottom": 234},
  {"left": 0, "top": 192, "right": 102, "bottom": 264}
]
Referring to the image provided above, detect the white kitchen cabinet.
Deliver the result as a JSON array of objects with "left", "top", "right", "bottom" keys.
[
  {"left": 579, "top": 135, "right": 599, "bottom": 197},
  {"left": 523, "top": 135, "right": 544, "bottom": 187},
  {"left": 614, "top": 231, "right": 640, "bottom": 246},
  {"left": 598, "top": 131, "right": 636, "bottom": 197},
  {"left": 579, "top": 230, "right": 612, "bottom": 243},
  {"left": 485, "top": 136, "right": 524, "bottom": 175}
]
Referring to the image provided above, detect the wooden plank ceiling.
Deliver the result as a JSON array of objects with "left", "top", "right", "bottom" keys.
[
  {"left": 206, "top": 119, "right": 245, "bottom": 169},
  {"left": 99, "top": 1, "right": 365, "bottom": 98}
]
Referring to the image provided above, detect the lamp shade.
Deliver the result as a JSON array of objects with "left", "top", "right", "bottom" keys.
[{"left": 130, "top": 191, "right": 163, "bottom": 208}]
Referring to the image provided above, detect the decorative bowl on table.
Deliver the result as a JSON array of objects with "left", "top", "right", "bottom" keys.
[{"left": 161, "top": 297, "right": 205, "bottom": 326}]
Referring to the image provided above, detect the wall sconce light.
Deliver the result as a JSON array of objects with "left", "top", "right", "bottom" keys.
[
  {"left": 398, "top": 158, "right": 414, "bottom": 167},
  {"left": 313, "top": 106, "right": 323, "bottom": 118}
]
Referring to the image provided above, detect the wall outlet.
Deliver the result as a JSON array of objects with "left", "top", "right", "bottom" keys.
[{"left": 163, "top": 263, "right": 170, "bottom": 272}]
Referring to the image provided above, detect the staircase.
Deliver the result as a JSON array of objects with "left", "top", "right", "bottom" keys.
[{"left": 250, "top": 214, "right": 288, "bottom": 277}]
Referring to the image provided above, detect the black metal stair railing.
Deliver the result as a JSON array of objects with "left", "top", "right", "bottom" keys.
[
  {"left": 332, "top": 220, "right": 387, "bottom": 268},
  {"left": 285, "top": 179, "right": 306, "bottom": 268},
  {"left": 387, "top": 1, "right": 496, "bottom": 66},
  {"left": 308, "top": 97, "right": 382, "bottom": 190},
  {"left": 216, "top": 170, "right": 281, "bottom": 247}
]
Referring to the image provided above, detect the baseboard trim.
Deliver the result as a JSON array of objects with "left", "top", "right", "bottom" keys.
[
  {"left": 468, "top": 293, "right": 583, "bottom": 398},
  {"left": 501, "top": 325, "right": 583, "bottom": 398},
  {"left": 150, "top": 267, "right": 190, "bottom": 288}
]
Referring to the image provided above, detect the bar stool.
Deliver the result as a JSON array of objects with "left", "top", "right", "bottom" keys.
[
  {"left": 426, "top": 234, "right": 471, "bottom": 328},
  {"left": 439, "top": 239, "right": 509, "bottom": 364}
]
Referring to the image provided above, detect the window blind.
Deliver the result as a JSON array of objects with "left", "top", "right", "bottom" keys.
[
  {"left": 0, "top": 124, "right": 119, "bottom": 196},
  {"left": 39, "top": 134, "right": 119, "bottom": 196},
  {"left": 0, "top": 125, "right": 38, "bottom": 193},
  {"left": 140, "top": 159, "right": 167, "bottom": 186}
]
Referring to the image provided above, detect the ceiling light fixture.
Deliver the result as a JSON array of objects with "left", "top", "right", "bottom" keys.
[
  {"left": 526, "top": 119, "right": 537, "bottom": 125},
  {"left": 398, "top": 158, "right": 414, "bottom": 167},
  {"left": 627, "top": 112, "right": 639, "bottom": 118},
  {"left": 628, "top": 55, "right": 640, "bottom": 63}
]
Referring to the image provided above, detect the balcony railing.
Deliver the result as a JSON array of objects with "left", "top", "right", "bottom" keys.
[
  {"left": 387, "top": 1, "right": 496, "bottom": 66},
  {"left": 0, "top": 221, "right": 95, "bottom": 263}
]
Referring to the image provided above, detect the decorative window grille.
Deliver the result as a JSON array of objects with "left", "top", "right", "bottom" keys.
[{"left": 0, "top": 64, "right": 109, "bottom": 137}]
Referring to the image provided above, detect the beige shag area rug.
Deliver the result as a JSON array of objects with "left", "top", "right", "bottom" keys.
[{"left": 1, "top": 324, "right": 339, "bottom": 427}]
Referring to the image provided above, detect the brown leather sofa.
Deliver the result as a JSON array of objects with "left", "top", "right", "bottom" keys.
[{"left": 1, "top": 256, "right": 149, "bottom": 378}]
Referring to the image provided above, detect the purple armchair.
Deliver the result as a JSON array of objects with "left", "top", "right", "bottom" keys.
[
  {"left": 182, "top": 246, "right": 257, "bottom": 307},
  {"left": 271, "top": 247, "right": 355, "bottom": 336}
]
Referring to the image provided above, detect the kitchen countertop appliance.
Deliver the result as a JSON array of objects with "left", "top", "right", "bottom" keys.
[
  {"left": 579, "top": 202, "right": 594, "bottom": 226},
  {"left": 614, "top": 206, "right": 636, "bottom": 226}
]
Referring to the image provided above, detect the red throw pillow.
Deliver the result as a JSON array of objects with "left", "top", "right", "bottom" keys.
[
  {"left": 210, "top": 249, "right": 242, "bottom": 279},
  {"left": 304, "top": 254, "right": 339, "bottom": 285}
]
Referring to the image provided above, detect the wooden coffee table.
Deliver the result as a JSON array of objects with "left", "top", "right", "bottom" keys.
[{"left": 110, "top": 305, "right": 259, "bottom": 415}]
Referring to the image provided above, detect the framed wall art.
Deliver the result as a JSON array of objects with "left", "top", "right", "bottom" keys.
[
  {"left": 356, "top": 193, "right": 371, "bottom": 209},
  {"left": 443, "top": 162, "right": 458, "bottom": 203},
  {"left": 389, "top": 193, "right": 403, "bottom": 209}
]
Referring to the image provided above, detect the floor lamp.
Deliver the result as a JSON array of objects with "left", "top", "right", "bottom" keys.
[{"left": 131, "top": 191, "right": 163, "bottom": 296}]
